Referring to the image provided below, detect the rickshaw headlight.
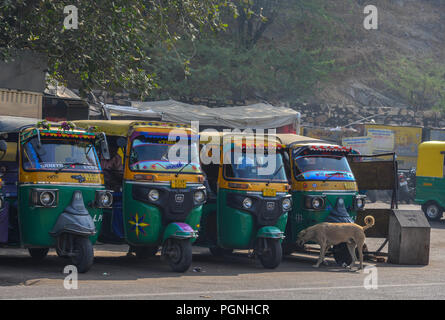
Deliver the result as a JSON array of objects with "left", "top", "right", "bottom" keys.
[
  {"left": 282, "top": 198, "right": 292, "bottom": 211},
  {"left": 94, "top": 190, "right": 113, "bottom": 208},
  {"left": 148, "top": 189, "right": 160, "bottom": 202},
  {"left": 311, "top": 197, "right": 325, "bottom": 210},
  {"left": 31, "top": 189, "right": 58, "bottom": 207},
  {"left": 242, "top": 197, "right": 253, "bottom": 209},
  {"left": 194, "top": 190, "right": 205, "bottom": 204},
  {"left": 355, "top": 196, "right": 366, "bottom": 210},
  {"left": 99, "top": 191, "right": 113, "bottom": 208},
  {"left": 40, "top": 191, "right": 56, "bottom": 207}
]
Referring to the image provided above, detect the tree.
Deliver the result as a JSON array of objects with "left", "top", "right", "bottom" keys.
[
  {"left": 0, "top": 0, "right": 233, "bottom": 98},
  {"left": 231, "top": 0, "right": 280, "bottom": 49},
  {"left": 146, "top": 0, "right": 339, "bottom": 102}
]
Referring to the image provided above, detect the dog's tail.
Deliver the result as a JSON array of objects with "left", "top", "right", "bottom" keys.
[{"left": 362, "top": 215, "right": 375, "bottom": 231}]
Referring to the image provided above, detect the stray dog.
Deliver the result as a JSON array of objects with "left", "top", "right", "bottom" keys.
[{"left": 297, "top": 216, "right": 375, "bottom": 270}]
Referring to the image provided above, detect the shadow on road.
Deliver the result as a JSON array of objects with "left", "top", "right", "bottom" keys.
[{"left": 0, "top": 245, "right": 374, "bottom": 286}]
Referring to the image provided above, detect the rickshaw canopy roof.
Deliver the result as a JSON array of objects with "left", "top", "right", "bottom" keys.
[
  {"left": 73, "top": 120, "right": 193, "bottom": 137},
  {"left": 417, "top": 141, "right": 445, "bottom": 178},
  {"left": 200, "top": 131, "right": 282, "bottom": 148},
  {"left": 275, "top": 133, "right": 330, "bottom": 148},
  {"left": 0, "top": 116, "right": 41, "bottom": 134}
]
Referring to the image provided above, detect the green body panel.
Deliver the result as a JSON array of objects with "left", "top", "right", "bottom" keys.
[
  {"left": 217, "top": 188, "right": 254, "bottom": 249},
  {"left": 18, "top": 185, "right": 104, "bottom": 247},
  {"left": 284, "top": 190, "right": 357, "bottom": 245},
  {"left": 197, "top": 188, "right": 288, "bottom": 250},
  {"left": 415, "top": 176, "right": 445, "bottom": 208},
  {"left": 122, "top": 182, "right": 202, "bottom": 246}
]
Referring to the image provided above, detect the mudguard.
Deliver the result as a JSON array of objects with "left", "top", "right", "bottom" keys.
[
  {"left": 162, "top": 222, "right": 198, "bottom": 243},
  {"left": 49, "top": 190, "right": 96, "bottom": 237},
  {"left": 256, "top": 226, "right": 285, "bottom": 239},
  {"left": 49, "top": 212, "right": 96, "bottom": 237},
  {"left": 325, "top": 198, "right": 354, "bottom": 223}
]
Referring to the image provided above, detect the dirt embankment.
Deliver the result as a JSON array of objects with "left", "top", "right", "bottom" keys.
[{"left": 297, "top": 0, "right": 445, "bottom": 107}]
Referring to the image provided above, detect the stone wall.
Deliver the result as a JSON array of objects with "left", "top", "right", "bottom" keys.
[{"left": 289, "top": 103, "right": 445, "bottom": 128}]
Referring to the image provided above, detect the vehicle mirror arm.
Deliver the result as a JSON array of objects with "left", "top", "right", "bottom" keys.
[{"left": 98, "top": 132, "right": 110, "bottom": 160}]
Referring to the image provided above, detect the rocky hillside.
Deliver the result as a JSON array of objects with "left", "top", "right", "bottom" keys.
[{"left": 308, "top": 0, "right": 445, "bottom": 110}]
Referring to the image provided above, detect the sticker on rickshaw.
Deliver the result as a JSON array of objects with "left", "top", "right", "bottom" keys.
[
  {"left": 171, "top": 179, "right": 187, "bottom": 189},
  {"left": 129, "top": 213, "right": 149, "bottom": 238},
  {"left": 344, "top": 182, "right": 356, "bottom": 189},
  {"left": 263, "top": 188, "right": 277, "bottom": 197}
]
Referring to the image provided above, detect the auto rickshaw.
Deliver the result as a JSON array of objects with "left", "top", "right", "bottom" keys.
[
  {"left": 0, "top": 117, "right": 112, "bottom": 272},
  {"left": 74, "top": 120, "right": 205, "bottom": 272},
  {"left": 415, "top": 141, "right": 445, "bottom": 221},
  {"left": 276, "top": 134, "right": 366, "bottom": 264},
  {"left": 196, "top": 132, "right": 291, "bottom": 269}
]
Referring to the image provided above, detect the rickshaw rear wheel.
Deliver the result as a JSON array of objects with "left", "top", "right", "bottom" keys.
[
  {"left": 70, "top": 236, "right": 94, "bottom": 273},
  {"left": 28, "top": 248, "right": 49, "bottom": 261},
  {"left": 209, "top": 246, "right": 233, "bottom": 256},
  {"left": 132, "top": 245, "right": 158, "bottom": 259},
  {"left": 422, "top": 202, "right": 443, "bottom": 221},
  {"left": 258, "top": 238, "right": 282, "bottom": 269},
  {"left": 164, "top": 239, "right": 192, "bottom": 273}
]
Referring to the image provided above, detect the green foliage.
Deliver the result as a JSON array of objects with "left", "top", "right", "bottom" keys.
[
  {"left": 0, "top": 0, "right": 232, "bottom": 98},
  {"left": 377, "top": 57, "right": 445, "bottom": 111},
  {"left": 148, "top": 0, "right": 341, "bottom": 102},
  {"left": 149, "top": 38, "right": 335, "bottom": 101}
]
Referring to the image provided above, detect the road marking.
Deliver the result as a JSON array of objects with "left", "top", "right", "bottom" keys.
[{"left": 9, "top": 281, "right": 445, "bottom": 300}]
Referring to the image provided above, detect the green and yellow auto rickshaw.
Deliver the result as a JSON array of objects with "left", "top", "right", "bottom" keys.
[
  {"left": 415, "top": 141, "right": 445, "bottom": 221},
  {"left": 196, "top": 132, "right": 291, "bottom": 268},
  {"left": 276, "top": 134, "right": 366, "bottom": 263},
  {"left": 74, "top": 120, "right": 205, "bottom": 272},
  {"left": 0, "top": 117, "right": 112, "bottom": 272}
]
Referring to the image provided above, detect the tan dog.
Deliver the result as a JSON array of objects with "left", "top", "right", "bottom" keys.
[{"left": 297, "top": 216, "right": 375, "bottom": 270}]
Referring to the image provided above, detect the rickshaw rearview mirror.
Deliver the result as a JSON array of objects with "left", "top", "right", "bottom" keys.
[
  {"left": 31, "top": 138, "right": 46, "bottom": 157},
  {"left": 0, "top": 140, "right": 7, "bottom": 153},
  {"left": 99, "top": 132, "right": 110, "bottom": 160},
  {"left": 283, "top": 151, "right": 289, "bottom": 163}
]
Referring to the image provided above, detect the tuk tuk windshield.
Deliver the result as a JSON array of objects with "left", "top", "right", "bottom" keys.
[
  {"left": 224, "top": 151, "right": 287, "bottom": 182},
  {"left": 129, "top": 135, "right": 201, "bottom": 174},
  {"left": 22, "top": 138, "right": 100, "bottom": 172},
  {"left": 294, "top": 154, "right": 354, "bottom": 181}
]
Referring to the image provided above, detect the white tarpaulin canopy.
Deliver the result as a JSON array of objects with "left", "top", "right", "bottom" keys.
[{"left": 103, "top": 99, "right": 300, "bottom": 129}]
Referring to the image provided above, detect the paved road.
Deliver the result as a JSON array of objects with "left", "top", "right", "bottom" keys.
[{"left": 1, "top": 203, "right": 444, "bottom": 300}]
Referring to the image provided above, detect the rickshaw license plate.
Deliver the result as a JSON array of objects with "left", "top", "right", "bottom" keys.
[
  {"left": 171, "top": 179, "right": 187, "bottom": 189},
  {"left": 263, "top": 188, "right": 276, "bottom": 197}
]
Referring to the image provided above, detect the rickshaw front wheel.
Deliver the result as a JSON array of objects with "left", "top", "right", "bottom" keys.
[
  {"left": 28, "top": 248, "right": 49, "bottom": 261},
  {"left": 163, "top": 239, "right": 192, "bottom": 273},
  {"left": 333, "top": 243, "right": 369, "bottom": 267},
  {"left": 258, "top": 238, "right": 282, "bottom": 269},
  {"left": 422, "top": 202, "right": 443, "bottom": 221},
  {"left": 70, "top": 236, "right": 94, "bottom": 273},
  {"left": 333, "top": 243, "right": 352, "bottom": 266}
]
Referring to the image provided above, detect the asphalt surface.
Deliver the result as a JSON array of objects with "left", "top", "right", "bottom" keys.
[{"left": 1, "top": 203, "right": 444, "bottom": 300}]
